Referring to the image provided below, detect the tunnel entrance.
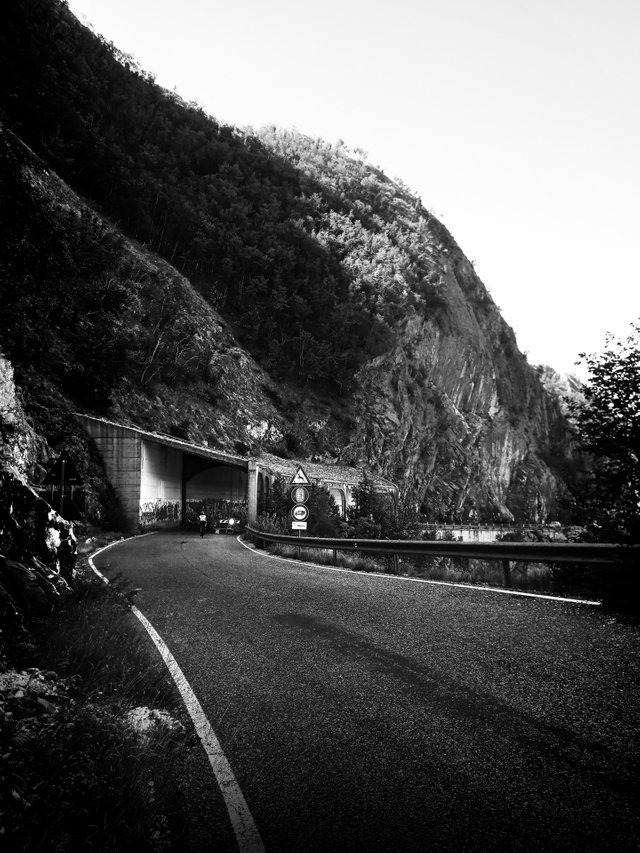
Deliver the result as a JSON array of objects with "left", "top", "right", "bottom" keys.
[
  {"left": 182, "top": 456, "right": 248, "bottom": 530},
  {"left": 78, "top": 415, "right": 250, "bottom": 530}
]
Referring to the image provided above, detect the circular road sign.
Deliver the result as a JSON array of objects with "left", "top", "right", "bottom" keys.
[
  {"left": 291, "top": 504, "right": 309, "bottom": 522},
  {"left": 290, "top": 486, "right": 309, "bottom": 504}
]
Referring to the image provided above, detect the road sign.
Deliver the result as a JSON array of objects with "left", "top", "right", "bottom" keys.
[
  {"left": 290, "top": 465, "right": 310, "bottom": 485},
  {"left": 290, "top": 486, "right": 309, "bottom": 504},
  {"left": 42, "top": 451, "right": 84, "bottom": 486},
  {"left": 291, "top": 521, "right": 307, "bottom": 530},
  {"left": 291, "top": 504, "right": 309, "bottom": 522}
]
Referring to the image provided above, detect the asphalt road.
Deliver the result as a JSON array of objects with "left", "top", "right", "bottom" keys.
[{"left": 95, "top": 532, "right": 640, "bottom": 852}]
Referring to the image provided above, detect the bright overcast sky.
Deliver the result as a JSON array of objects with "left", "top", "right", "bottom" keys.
[{"left": 67, "top": 0, "right": 639, "bottom": 378}]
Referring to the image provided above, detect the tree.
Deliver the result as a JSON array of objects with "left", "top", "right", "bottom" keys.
[
  {"left": 348, "top": 472, "right": 398, "bottom": 539},
  {"left": 570, "top": 323, "right": 640, "bottom": 543}
]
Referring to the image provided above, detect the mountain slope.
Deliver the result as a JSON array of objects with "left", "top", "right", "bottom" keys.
[{"left": 0, "top": 0, "right": 576, "bottom": 522}]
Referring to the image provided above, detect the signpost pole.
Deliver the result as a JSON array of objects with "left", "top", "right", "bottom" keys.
[
  {"left": 41, "top": 452, "right": 85, "bottom": 521},
  {"left": 290, "top": 466, "right": 310, "bottom": 560},
  {"left": 60, "top": 457, "right": 65, "bottom": 516}
]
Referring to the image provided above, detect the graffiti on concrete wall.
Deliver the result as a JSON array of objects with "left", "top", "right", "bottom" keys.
[
  {"left": 185, "top": 498, "right": 247, "bottom": 530},
  {"left": 140, "top": 500, "right": 181, "bottom": 526}
]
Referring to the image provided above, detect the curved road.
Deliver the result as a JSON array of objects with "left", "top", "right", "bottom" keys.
[{"left": 95, "top": 532, "right": 640, "bottom": 852}]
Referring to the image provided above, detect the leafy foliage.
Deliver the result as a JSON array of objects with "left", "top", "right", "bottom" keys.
[
  {"left": 570, "top": 323, "right": 640, "bottom": 543},
  {"left": 0, "top": 0, "right": 453, "bottom": 392},
  {"left": 0, "top": 128, "right": 228, "bottom": 414}
]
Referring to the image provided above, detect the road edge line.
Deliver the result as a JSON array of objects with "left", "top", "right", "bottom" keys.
[
  {"left": 237, "top": 535, "right": 601, "bottom": 607},
  {"left": 89, "top": 538, "right": 265, "bottom": 853}
]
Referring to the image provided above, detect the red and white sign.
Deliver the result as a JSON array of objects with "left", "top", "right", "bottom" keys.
[
  {"left": 290, "top": 465, "right": 310, "bottom": 485},
  {"left": 291, "top": 504, "right": 309, "bottom": 522}
]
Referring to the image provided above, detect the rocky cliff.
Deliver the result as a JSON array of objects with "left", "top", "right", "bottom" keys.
[{"left": 319, "top": 236, "right": 571, "bottom": 521}]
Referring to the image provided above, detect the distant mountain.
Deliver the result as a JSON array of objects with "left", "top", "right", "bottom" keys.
[{"left": 0, "top": 0, "right": 579, "bottom": 523}]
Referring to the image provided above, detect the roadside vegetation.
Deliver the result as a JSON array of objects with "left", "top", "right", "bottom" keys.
[
  {"left": 1, "top": 530, "right": 209, "bottom": 853},
  {"left": 568, "top": 323, "right": 640, "bottom": 545},
  {"left": 246, "top": 535, "right": 589, "bottom": 597},
  {"left": 247, "top": 464, "right": 637, "bottom": 604}
]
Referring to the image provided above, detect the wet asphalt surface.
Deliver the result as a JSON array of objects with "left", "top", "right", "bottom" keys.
[{"left": 95, "top": 532, "right": 640, "bottom": 852}]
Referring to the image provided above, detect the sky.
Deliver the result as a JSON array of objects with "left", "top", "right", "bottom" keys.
[{"left": 66, "top": 0, "right": 640, "bottom": 379}]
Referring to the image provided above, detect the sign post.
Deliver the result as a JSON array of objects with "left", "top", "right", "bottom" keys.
[
  {"left": 42, "top": 451, "right": 84, "bottom": 518},
  {"left": 289, "top": 466, "right": 310, "bottom": 558}
]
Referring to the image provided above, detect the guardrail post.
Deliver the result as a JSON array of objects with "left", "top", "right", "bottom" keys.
[
  {"left": 502, "top": 559, "right": 512, "bottom": 588},
  {"left": 332, "top": 549, "right": 337, "bottom": 566}
]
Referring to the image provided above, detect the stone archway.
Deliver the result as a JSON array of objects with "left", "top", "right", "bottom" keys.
[
  {"left": 329, "top": 487, "right": 347, "bottom": 518},
  {"left": 258, "top": 472, "right": 265, "bottom": 514}
]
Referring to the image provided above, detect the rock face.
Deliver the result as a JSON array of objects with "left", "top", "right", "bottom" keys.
[
  {"left": 335, "top": 250, "right": 571, "bottom": 522},
  {"left": 1, "top": 361, "right": 78, "bottom": 607},
  {"left": 0, "top": 356, "right": 42, "bottom": 481},
  {"left": 537, "top": 365, "right": 585, "bottom": 415}
]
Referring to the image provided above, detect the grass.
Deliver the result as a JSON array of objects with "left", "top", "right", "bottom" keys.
[
  {"left": 36, "top": 570, "right": 175, "bottom": 707},
  {"left": 400, "top": 556, "right": 555, "bottom": 591},
  {"left": 265, "top": 542, "right": 383, "bottom": 574},
  {"left": 249, "top": 538, "right": 571, "bottom": 594},
  {"left": 0, "top": 542, "right": 205, "bottom": 853}
]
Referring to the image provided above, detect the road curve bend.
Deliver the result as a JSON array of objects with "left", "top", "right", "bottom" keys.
[{"left": 95, "top": 531, "right": 640, "bottom": 853}]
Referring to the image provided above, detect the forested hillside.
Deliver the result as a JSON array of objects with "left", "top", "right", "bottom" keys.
[
  {"left": 2, "top": 0, "right": 395, "bottom": 388},
  {"left": 0, "top": 0, "right": 578, "bottom": 522}
]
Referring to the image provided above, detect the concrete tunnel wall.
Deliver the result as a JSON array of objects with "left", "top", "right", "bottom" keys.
[
  {"left": 79, "top": 415, "right": 393, "bottom": 531},
  {"left": 140, "top": 441, "right": 182, "bottom": 505},
  {"left": 79, "top": 415, "right": 251, "bottom": 530},
  {"left": 187, "top": 466, "right": 247, "bottom": 502},
  {"left": 82, "top": 419, "right": 143, "bottom": 529},
  {"left": 140, "top": 444, "right": 248, "bottom": 525}
]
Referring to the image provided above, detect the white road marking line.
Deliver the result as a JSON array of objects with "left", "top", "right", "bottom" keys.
[
  {"left": 237, "top": 536, "right": 601, "bottom": 606},
  {"left": 89, "top": 540, "right": 265, "bottom": 853}
]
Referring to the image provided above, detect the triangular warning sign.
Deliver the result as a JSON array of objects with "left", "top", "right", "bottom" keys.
[
  {"left": 290, "top": 465, "right": 310, "bottom": 485},
  {"left": 41, "top": 452, "right": 84, "bottom": 486}
]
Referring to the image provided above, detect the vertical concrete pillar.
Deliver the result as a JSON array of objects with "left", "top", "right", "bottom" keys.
[
  {"left": 181, "top": 455, "right": 188, "bottom": 525},
  {"left": 247, "top": 459, "right": 259, "bottom": 525},
  {"left": 82, "top": 421, "right": 142, "bottom": 531}
]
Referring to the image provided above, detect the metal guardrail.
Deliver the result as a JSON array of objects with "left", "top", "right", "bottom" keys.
[
  {"left": 420, "top": 523, "right": 573, "bottom": 531},
  {"left": 245, "top": 526, "right": 640, "bottom": 588}
]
